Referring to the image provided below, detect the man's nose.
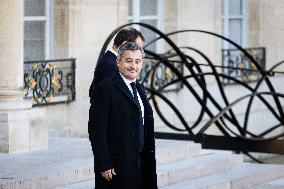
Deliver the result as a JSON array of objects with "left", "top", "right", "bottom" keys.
[{"left": 129, "top": 62, "right": 136, "bottom": 69}]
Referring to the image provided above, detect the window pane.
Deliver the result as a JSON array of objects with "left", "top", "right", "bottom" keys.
[
  {"left": 140, "top": 0, "right": 157, "bottom": 16},
  {"left": 140, "top": 19, "right": 157, "bottom": 52},
  {"left": 24, "top": 0, "right": 45, "bottom": 16},
  {"left": 229, "top": 19, "right": 242, "bottom": 47},
  {"left": 229, "top": 0, "right": 242, "bottom": 15},
  {"left": 129, "top": 0, "right": 133, "bottom": 16},
  {"left": 24, "top": 21, "right": 45, "bottom": 61}
]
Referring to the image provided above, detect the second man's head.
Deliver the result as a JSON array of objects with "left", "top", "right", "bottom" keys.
[{"left": 113, "top": 27, "right": 145, "bottom": 51}]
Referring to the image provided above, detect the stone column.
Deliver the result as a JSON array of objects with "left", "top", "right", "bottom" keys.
[{"left": 0, "top": 0, "right": 46, "bottom": 153}]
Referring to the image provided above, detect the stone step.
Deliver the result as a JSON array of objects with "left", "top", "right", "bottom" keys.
[
  {"left": 157, "top": 153, "right": 243, "bottom": 187},
  {"left": 55, "top": 180, "right": 95, "bottom": 189},
  {"left": 248, "top": 177, "right": 284, "bottom": 189},
  {"left": 0, "top": 138, "right": 201, "bottom": 189},
  {"left": 160, "top": 178, "right": 230, "bottom": 189},
  {"left": 56, "top": 152, "right": 242, "bottom": 189},
  {"left": 0, "top": 158, "right": 94, "bottom": 189},
  {"left": 156, "top": 139, "right": 201, "bottom": 164},
  {"left": 0, "top": 137, "right": 95, "bottom": 189},
  {"left": 228, "top": 163, "right": 284, "bottom": 189},
  {"left": 160, "top": 163, "right": 284, "bottom": 189}
]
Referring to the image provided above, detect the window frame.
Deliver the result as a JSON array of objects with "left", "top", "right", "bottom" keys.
[
  {"left": 222, "top": 0, "right": 248, "bottom": 49},
  {"left": 24, "top": 0, "right": 53, "bottom": 60},
  {"left": 128, "top": 0, "right": 164, "bottom": 53}
]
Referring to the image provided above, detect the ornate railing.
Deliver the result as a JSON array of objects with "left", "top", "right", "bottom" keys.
[
  {"left": 24, "top": 58, "right": 76, "bottom": 106},
  {"left": 99, "top": 23, "right": 284, "bottom": 161},
  {"left": 139, "top": 52, "right": 183, "bottom": 92},
  {"left": 222, "top": 47, "right": 266, "bottom": 85}
]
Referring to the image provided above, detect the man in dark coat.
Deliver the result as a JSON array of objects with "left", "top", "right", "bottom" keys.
[
  {"left": 89, "top": 42, "right": 157, "bottom": 189},
  {"left": 91, "top": 27, "right": 144, "bottom": 87}
]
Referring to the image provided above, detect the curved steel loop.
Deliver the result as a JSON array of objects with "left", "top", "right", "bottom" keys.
[
  {"left": 180, "top": 47, "right": 283, "bottom": 138},
  {"left": 145, "top": 49, "right": 230, "bottom": 135},
  {"left": 163, "top": 47, "right": 243, "bottom": 132},
  {"left": 243, "top": 60, "right": 284, "bottom": 132},
  {"left": 162, "top": 71, "right": 280, "bottom": 137},
  {"left": 147, "top": 29, "right": 284, "bottom": 121},
  {"left": 180, "top": 46, "right": 243, "bottom": 132},
  {"left": 199, "top": 91, "right": 284, "bottom": 142},
  {"left": 145, "top": 29, "right": 284, "bottom": 140},
  {"left": 146, "top": 50, "right": 192, "bottom": 133},
  {"left": 156, "top": 48, "right": 208, "bottom": 130},
  {"left": 146, "top": 87, "right": 189, "bottom": 133},
  {"left": 157, "top": 47, "right": 240, "bottom": 132}
]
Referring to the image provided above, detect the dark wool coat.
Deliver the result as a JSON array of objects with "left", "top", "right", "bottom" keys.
[
  {"left": 93, "top": 50, "right": 117, "bottom": 86},
  {"left": 89, "top": 50, "right": 117, "bottom": 99},
  {"left": 88, "top": 72, "right": 158, "bottom": 189}
]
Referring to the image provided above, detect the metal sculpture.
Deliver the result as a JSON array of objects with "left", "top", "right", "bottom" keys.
[{"left": 99, "top": 23, "right": 284, "bottom": 157}]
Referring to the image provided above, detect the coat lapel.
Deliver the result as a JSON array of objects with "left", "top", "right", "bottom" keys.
[{"left": 115, "top": 72, "right": 140, "bottom": 108}]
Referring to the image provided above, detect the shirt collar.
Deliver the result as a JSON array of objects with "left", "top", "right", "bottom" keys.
[
  {"left": 119, "top": 73, "right": 136, "bottom": 86},
  {"left": 110, "top": 47, "right": 118, "bottom": 56}
]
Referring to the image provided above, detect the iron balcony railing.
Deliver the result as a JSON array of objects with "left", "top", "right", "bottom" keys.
[
  {"left": 139, "top": 51, "right": 183, "bottom": 92},
  {"left": 222, "top": 47, "right": 266, "bottom": 85},
  {"left": 24, "top": 58, "right": 76, "bottom": 106}
]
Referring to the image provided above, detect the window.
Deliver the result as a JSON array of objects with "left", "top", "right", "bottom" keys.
[
  {"left": 128, "top": 0, "right": 164, "bottom": 52},
  {"left": 221, "top": 0, "right": 264, "bottom": 85},
  {"left": 222, "top": 0, "right": 248, "bottom": 49},
  {"left": 24, "top": 0, "right": 52, "bottom": 61}
]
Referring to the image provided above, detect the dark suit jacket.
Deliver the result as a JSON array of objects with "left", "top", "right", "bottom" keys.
[
  {"left": 88, "top": 72, "right": 157, "bottom": 189},
  {"left": 89, "top": 50, "right": 117, "bottom": 99},
  {"left": 93, "top": 50, "right": 117, "bottom": 86}
]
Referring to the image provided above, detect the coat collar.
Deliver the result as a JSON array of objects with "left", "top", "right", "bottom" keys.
[
  {"left": 105, "top": 50, "right": 117, "bottom": 60},
  {"left": 109, "top": 48, "right": 118, "bottom": 56}
]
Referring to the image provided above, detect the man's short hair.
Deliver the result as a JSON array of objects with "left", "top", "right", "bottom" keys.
[
  {"left": 117, "top": 42, "right": 145, "bottom": 60},
  {"left": 113, "top": 27, "right": 145, "bottom": 48}
]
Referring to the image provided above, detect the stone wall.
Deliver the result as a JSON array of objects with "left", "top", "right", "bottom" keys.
[{"left": 248, "top": 0, "right": 284, "bottom": 70}]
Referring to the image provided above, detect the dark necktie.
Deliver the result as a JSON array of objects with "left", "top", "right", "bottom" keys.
[{"left": 130, "top": 82, "right": 144, "bottom": 152}]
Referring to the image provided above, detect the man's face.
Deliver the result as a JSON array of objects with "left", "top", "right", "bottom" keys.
[
  {"left": 117, "top": 50, "right": 143, "bottom": 81},
  {"left": 135, "top": 36, "right": 144, "bottom": 48}
]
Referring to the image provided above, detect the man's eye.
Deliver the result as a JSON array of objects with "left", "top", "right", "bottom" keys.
[{"left": 127, "top": 61, "right": 132, "bottom": 64}]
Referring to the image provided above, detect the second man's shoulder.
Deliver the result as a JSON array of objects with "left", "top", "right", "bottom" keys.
[
  {"left": 100, "top": 51, "right": 117, "bottom": 64},
  {"left": 95, "top": 74, "right": 117, "bottom": 89}
]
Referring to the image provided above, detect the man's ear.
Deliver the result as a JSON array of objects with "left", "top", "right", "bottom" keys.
[{"left": 116, "top": 59, "right": 120, "bottom": 66}]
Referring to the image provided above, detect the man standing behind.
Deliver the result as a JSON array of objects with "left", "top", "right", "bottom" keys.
[
  {"left": 91, "top": 27, "right": 144, "bottom": 87},
  {"left": 89, "top": 42, "right": 157, "bottom": 189}
]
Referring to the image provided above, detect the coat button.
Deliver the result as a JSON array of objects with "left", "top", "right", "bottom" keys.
[{"left": 132, "top": 131, "right": 135, "bottom": 136}]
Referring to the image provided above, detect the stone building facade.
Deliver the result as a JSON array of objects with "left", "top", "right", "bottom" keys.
[{"left": 0, "top": 0, "right": 283, "bottom": 153}]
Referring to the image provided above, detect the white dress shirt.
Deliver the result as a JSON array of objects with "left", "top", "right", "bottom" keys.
[
  {"left": 109, "top": 48, "right": 118, "bottom": 56},
  {"left": 119, "top": 73, "right": 145, "bottom": 124}
]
